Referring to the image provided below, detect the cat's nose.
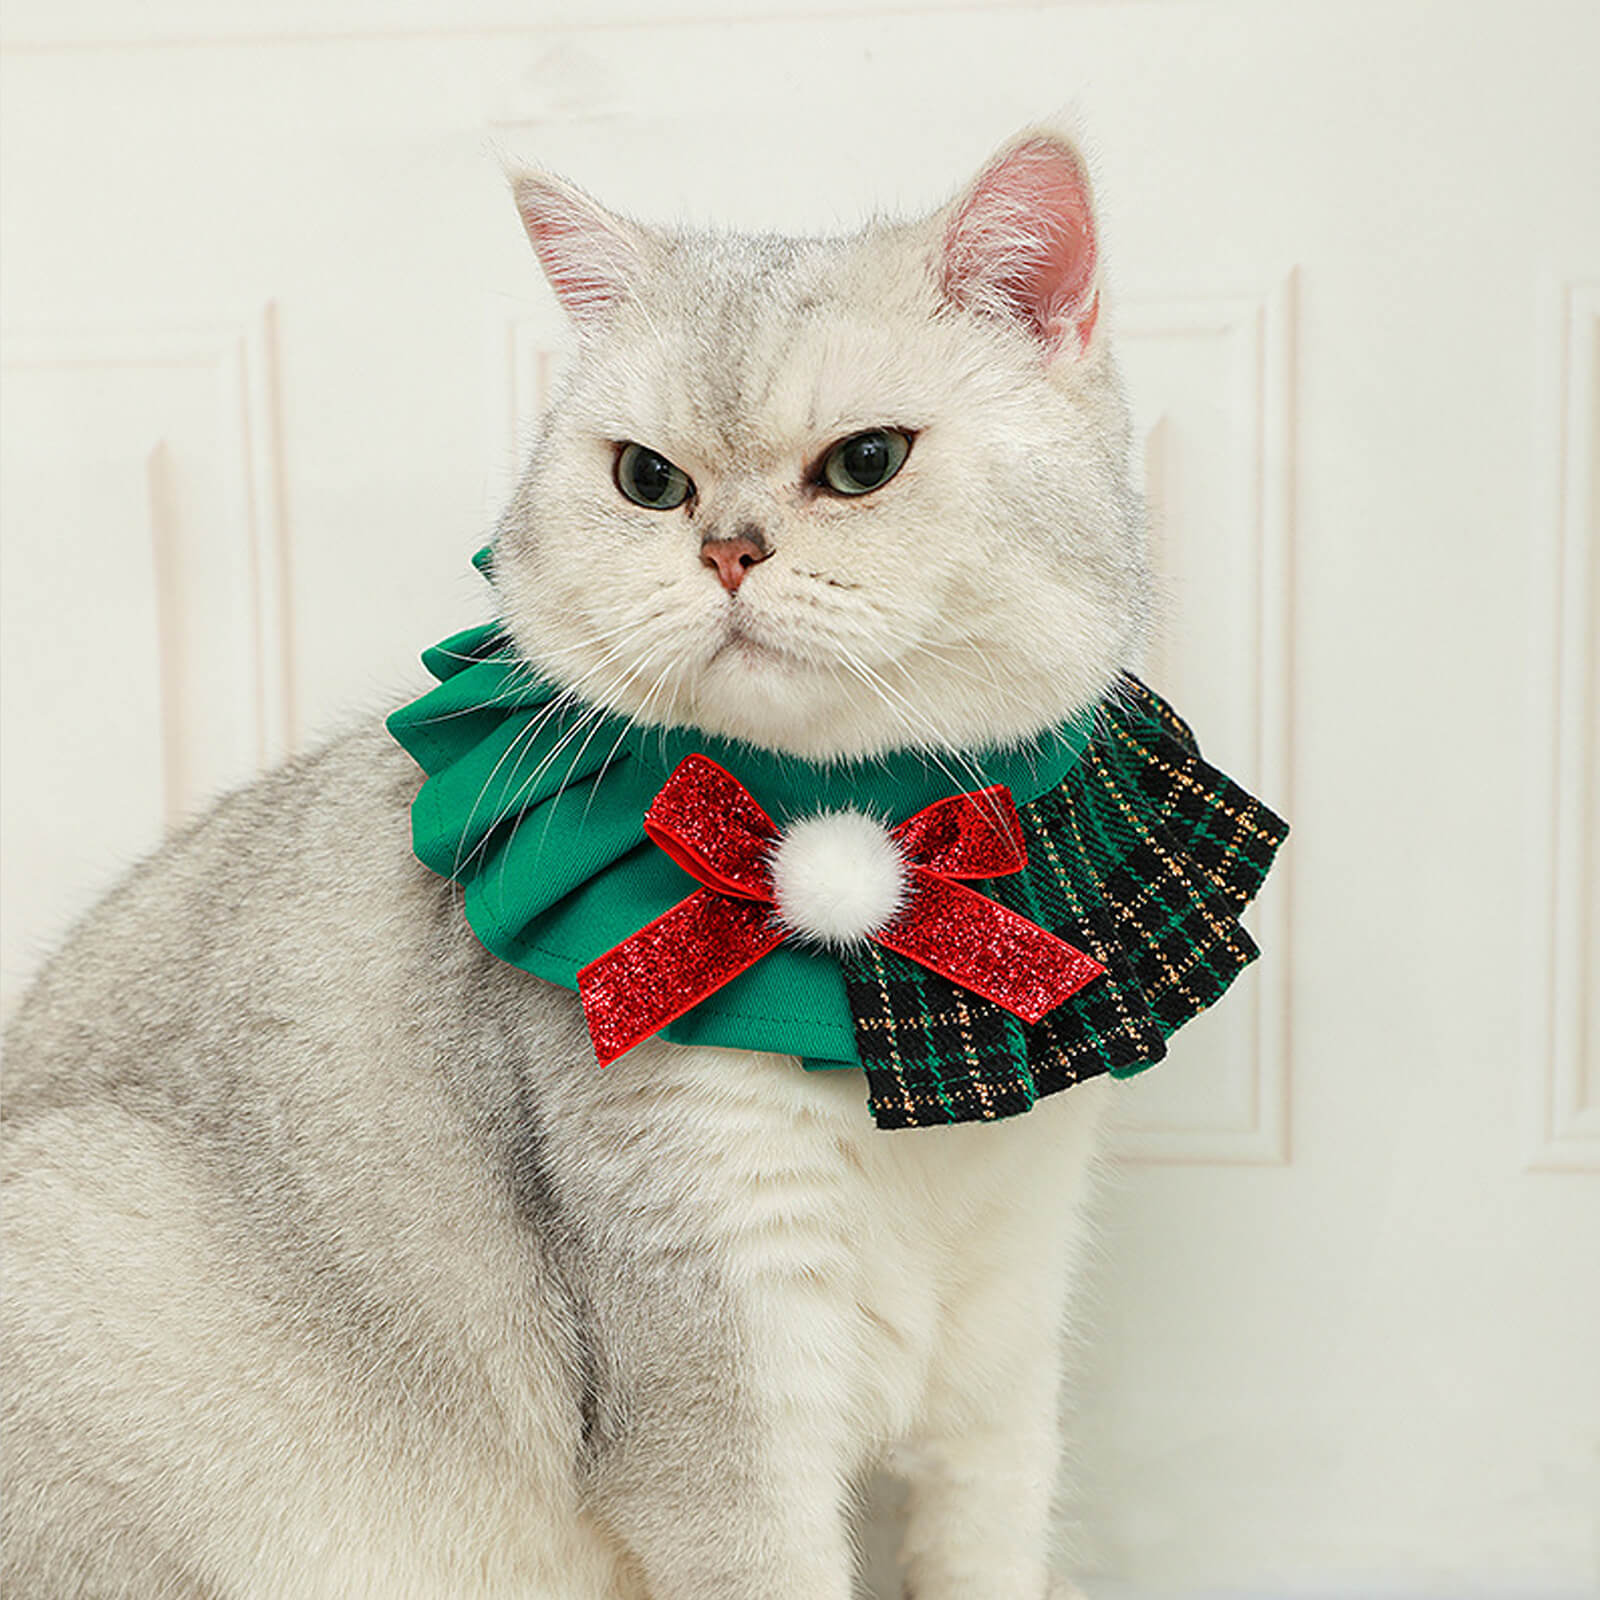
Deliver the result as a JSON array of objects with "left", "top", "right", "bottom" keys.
[{"left": 700, "top": 532, "right": 769, "bottom": 594}]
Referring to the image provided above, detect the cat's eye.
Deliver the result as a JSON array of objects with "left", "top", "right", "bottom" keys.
[
  {"left": 819, "top": 429, "right": 912, "bottom": 497},
  {"left": 616, "top": 443, "right": 694, "bottom": 510}
]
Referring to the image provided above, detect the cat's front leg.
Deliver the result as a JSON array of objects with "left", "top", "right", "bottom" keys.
[
  {"left": 584, "top": 1271, "right": 858, "bottom": 1600},
  {"left": 889, "top": 1100, "right": 1100, "bottom": 1600},
  {"left": 592, "top": 1403, "right": 857, "bottom": 1600},
  {"left": 894, "top": 1380, "right": 1066, "bottom": 1600}
]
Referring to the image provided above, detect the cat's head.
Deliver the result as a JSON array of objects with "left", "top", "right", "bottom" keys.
[{"left": 493, "top": 130, "right": 1149, "bottom": 762}]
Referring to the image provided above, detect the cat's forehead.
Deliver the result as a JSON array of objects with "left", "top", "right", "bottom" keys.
[{"left": 587, "top": 228, "right": 949, "bottom": 468}]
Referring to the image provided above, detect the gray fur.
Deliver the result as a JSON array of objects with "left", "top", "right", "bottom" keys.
[{"left": 4, "top": 728, "right": 1107, "bottom": 1597}]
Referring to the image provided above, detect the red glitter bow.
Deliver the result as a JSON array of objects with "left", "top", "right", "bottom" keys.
[{"left": 576, "top": 754, "right": 1106, "bottom": 1066}]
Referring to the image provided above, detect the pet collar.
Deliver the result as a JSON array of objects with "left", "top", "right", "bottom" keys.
[{"left": 388, "top": 559, "right": 1287, "bottom": 1129}]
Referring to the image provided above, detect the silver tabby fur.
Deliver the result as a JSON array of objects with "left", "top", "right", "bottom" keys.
[{"left": 2, "top": 130, "right": 1148, "bottom": 1598}]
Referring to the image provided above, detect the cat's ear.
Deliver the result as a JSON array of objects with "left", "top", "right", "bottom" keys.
[
  {"left": 939, "top": 131, "right": 1101, "bottom": 359},
  {"left": 511, "top": 171, "right": 643, "bottom": 329}
]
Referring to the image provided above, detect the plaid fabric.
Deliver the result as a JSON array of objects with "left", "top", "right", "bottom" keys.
[{"left": 843, "top": 675, "right": 1288, "bottom": 1130}]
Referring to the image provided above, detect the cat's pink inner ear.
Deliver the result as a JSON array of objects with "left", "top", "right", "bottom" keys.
[
  {"left": 942, "top": 137, "right": 1100, "bottom": 357},
  {"left": 513, "top": 174, "right": 637, "bottom": 327}
]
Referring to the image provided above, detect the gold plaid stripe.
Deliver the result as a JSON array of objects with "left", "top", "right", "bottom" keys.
[{"left": 847, "top": 675, "right": 1287, "bottom": 1129}]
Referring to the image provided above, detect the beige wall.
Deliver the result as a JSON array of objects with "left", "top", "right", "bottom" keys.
[{"left": 2, "top": 1, "right": 1596, "bottom": 1592}]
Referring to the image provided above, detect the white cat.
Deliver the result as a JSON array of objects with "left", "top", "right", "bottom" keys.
[{"left": 2, "top": 131, "right": 1150, "bottom": 1598}]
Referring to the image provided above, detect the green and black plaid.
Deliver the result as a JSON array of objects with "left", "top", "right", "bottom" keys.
[{"left": 842, "top": 676, "right": 1289, "bottom": 1129}]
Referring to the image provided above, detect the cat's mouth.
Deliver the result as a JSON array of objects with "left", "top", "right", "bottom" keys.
[{"left": 708, "top": 612, "right": 801, "bottom": 670}]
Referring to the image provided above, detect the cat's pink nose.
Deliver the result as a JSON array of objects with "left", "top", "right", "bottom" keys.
[{"left": 700, "top": 534, "right": 767, "bottom": 594}]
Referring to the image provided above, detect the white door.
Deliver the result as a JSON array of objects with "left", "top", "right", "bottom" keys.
[{"left": 3, "top": 2, "right": 1595, "bottom": 1592}]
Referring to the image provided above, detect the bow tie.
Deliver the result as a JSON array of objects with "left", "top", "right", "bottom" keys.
[{"left": 577, "top": 754, "right": 1105, "bottom": 1067}]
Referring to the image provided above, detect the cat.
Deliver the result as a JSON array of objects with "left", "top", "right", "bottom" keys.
[{"left": 2, "top": 129, "right": 1150, "bottom": 1598}]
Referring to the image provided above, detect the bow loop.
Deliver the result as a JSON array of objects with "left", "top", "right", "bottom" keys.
[
  {"left": 642, "top": 753, "right": 777, "bottom": 900},
  {"left": 579, "top": 757, "right": 1105, "bottom": 1066},
  {"left": 893, "top": 785, "right": 1027, "bottom": 880}
]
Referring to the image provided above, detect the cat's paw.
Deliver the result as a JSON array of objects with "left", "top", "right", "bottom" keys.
[
  {"left": 1044, "top": 1579, "right": 1089, "bottom": 1600},
  {"left": 900, "top": 1580, "right": 1086, "bottom": 1600}
]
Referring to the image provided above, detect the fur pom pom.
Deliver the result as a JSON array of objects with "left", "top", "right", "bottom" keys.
[{"left": 770, "top": 811, "right": 907, "bottom": 948}]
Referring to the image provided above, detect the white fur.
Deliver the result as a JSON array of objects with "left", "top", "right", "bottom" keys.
[
  {"left": 497, "top": 131, "right": 1148, "bottom": 765},
  {"left": 606, "top": 1043, "right": 1112, "bottom": 1600},
  {"left": 7, "top": 963, "right": 1108, "bottom": 1598},
  {"left": 513, "top": 170, "right": 644, "bottom": 328},
  {"left": 769, "top": 809, "right": 906, "bottom": 945},
  {"left": 3, "top": 129, "right": 1142, "bottom": 1599}
]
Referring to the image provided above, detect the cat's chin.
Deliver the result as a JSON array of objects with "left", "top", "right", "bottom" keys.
[
  {"left": 666, "top": 632, "right": 1074, "bottom": 762},
  {"left": 706, "top": 631, "right": 800, "bottom": 672},
  {"left": 681, "top": 651, "right": 905, "bottom": 762}
]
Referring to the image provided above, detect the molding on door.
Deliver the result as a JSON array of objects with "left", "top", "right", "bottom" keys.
[
  {"left": 487, "top": 308, "right": 560, "bottom": 522},
  {"left": 1, "top": 0, "right": 1058, "bottom": 52},
  {"left": 1081, "top": 1586, "right": 1588, "bottom": 1600},
  {"left": 1110, "top": 274, "right": 1296, "bottom": 1166},
  {"left": 1524, "top": 277, "right": 1599, "bottom": 1174},
  {"left": 1, "top": 307, "right": 293, "bottom": 825}
]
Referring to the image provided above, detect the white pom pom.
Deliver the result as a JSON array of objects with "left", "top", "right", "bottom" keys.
[{"left": 770, "top": 810, "right": 908, "bottom": 948}]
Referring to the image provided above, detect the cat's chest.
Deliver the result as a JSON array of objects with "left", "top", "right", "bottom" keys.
[
  {"left": 664, "top": 1050, "right": 1086, "bottom": 1444},
  {"left": 670, "top": 1050, "right": 1041, "bottom": 1259}
]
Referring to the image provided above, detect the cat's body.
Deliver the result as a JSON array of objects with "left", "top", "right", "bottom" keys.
[
  {"left": 3, "top": 132, "right": 1142, "bottom": 1596},
  {"left": 3, "top": 730, "right": 1105, "bottom": 1597}
]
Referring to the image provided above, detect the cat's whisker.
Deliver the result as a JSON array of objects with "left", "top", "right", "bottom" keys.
[
  {"left": 449, "top": 657, "right": 641, "bottom": 878},
  {"left": 451, "top": 701, "right": 595, "bottom": 879},
  {"left": 449, "top": 714, "right": 552, "bottom": 878},
  {"left": 480, "top": 698, "right": 623, "bottom": 891},
  {"left": 807, "top": 607, "right": 1018, "bottom": 706},
  {"left": 495, "top": 662, "right": 641, "bottom": 819},
  {"left": 576, "top": 652, "right": 685, "bottom": 833},
  {"left": 448, "top": 640, "right": 642, "bottom": 876},
  {"left": 480, "top": 601, "right": 688, "bottom": 819},
  {"left": 413, "top": 655, "right": 549, "bottom": 724},
  {"left": 831, "top": 649, "right": 1022, "bottom": 839},
  {"left": 457, "top": 604, "right": 704, "bottom": 879},
  {"left": 832, "top": 645, "right": 992, "bottom": 797},
  {"left": 503, "top": 651, "right": 673, "bottom": 880},
  {"left": 867, "top": 632, "right": 1012, "bottom": 703}
]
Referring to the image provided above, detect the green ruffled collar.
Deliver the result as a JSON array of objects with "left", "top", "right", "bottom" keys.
[
  {"left": 389, "top": 551, "right": 1288, "bottom": 1128},
  {"left": 387, "top": 617, "right": 1094, "bottom": 1070}
]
